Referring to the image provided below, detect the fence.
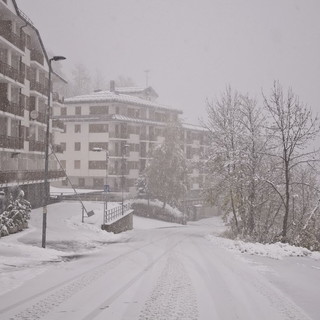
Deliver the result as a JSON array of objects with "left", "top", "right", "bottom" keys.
[{"left": 105, "top": 202, "right": 131, "bottom": 224}]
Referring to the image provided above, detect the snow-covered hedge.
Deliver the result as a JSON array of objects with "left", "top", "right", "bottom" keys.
[
  {"left": 131, "top": 199, "right": 185, "bottom": 224},
  {"left": 0, "top": 191, "right": 31, "bottom": 237}
]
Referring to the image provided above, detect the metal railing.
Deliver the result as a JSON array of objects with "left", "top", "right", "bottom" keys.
[
  {"left": 30, "top": 49, "right": 44, "bottom": 65},
  {"left": 0, "top": 26, "right": 25, "bottom": 51},
  {"left": 0, "top": 98, "right": 24, "bottom": 117},
  {"left": 29, "top": 140, "right": 45, "bottom": 152},
  {"left": 0, "top": 135, "right": 24, "bottom": 149},
  {"left": 104, "top": 202, "right": 131, "bottom": 224},
  {"left": 30, "top": 80, "right": 48, "bottom": 96},
  {"left": 0, "top": 60, "right": 24, "bottom": 83}
]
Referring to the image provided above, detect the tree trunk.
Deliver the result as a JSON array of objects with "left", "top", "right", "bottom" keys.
[{"left": 282, "top": 160, "right": 290, "bottom": 241}]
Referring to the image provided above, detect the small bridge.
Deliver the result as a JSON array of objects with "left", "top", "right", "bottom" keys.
[{"left": 101, "top": 202, "right": 133, "bottom": 234}]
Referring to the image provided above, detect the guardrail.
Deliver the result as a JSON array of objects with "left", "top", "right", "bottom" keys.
[{"left": 105, "top": 202, "right": 131, "bottom": 224}]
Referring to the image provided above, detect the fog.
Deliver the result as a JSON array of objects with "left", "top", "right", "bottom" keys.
[{"left": 17, "top": 0, "right": 320, "bottom": 124}]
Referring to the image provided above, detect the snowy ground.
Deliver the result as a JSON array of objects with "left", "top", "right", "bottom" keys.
[{"left": 0, "top": 201, "right": 319, "bottom": 319}]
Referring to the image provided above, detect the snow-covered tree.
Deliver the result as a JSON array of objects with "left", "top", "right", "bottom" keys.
[
  {"left": 263, "top": 81, "right": 320, "bottom": 241},
  {"left": 67, "top": 63, "right": 92, "bottom": 97},
  {"left": 145, "top": 121, "right": 187, "bottom": 209}
]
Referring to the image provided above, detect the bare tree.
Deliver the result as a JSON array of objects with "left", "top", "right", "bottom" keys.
[
  {"left": 263, "top": 81, "right": 320, "bottom": 241},
  {"left": 67, "top": 63, "right": 92, "bottom": 97}
]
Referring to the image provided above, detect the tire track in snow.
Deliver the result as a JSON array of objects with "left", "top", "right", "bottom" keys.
[
  {"left": 0, "top": 231, "right": 181, "bottom": 320},
  {"left": 139, "top": 253, "right": 198, "bottom": 320}
]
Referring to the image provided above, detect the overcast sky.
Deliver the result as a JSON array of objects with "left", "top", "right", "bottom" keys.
[{"left": 17, "top": 0, "right": 320, "bottom": 125}]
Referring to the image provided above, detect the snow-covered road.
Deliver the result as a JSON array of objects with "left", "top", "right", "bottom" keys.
[{"left": 0, "top": 202, "right": 319, "bottom": 319}]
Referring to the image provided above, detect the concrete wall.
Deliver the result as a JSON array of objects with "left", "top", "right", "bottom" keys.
[{"left": 101, "top": 211, "right": 133, "bottom": 234}]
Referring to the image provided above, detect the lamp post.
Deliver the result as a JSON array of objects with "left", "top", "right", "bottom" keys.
[
  {"left": 92, "top": 147, "right": 109, "bottom": 224},
  {"left": 121, "top": 144, "right": 129, "bottom": 215},
  {"left": 42, "top": 56, "right": 66, "bottom": 248}
]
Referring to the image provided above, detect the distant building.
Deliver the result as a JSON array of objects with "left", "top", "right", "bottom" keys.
[
  {"left": 53, "top": 82, "right": 208, "bottom": 197},
  {"left": 0, "top": 0, "right": 65, "bottom": 207}
]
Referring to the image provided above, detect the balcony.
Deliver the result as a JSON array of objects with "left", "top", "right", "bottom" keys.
[
  {"left": 0, "top": 24, "right": 25, "bottom": 51},
  {"left": 30, "top": 49, "right": 44, "bottom": 66},
  {"left": 0, "top": 98, "right": 24, "bottom": 117},
  {"left": 52, "top": 119, "right": 64, "bottom": 130},
  {"left": 29, "top": 140, "right": 45, "bottom": 152},
  {"left": 0, "top": 60, "right": 24, "bottom": 83},
  {"left": 109, "top": 132, "right": 128, "bottom": 139},
  {"left": 0, "top": 169, "right": 65, "bottom": 185},
  {"left": 30, "top": 80, "right": 48, "bottom": 96},
  {"left": 0, "top": 135, "right": 24, "bottom": 149}
]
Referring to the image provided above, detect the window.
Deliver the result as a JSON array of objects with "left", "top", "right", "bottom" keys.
[
  {"left": 75, "top": 106, "right": 81, "bottom": 115},
  {"left": 61, "top": 107, "right": 67, "bottom": 116},
  {"left": 89, "top": 124, "right": 108, "bottom": 133},
  {"left": 74, "top": 124, "right": 81, "bottom": 133},
  {"left": 61, "top": 142, "right": 66, "bottom": 151},
  {"left": 93, "top": 178, "right": 104, "bottom": 188},
  {"left": 78, "top": 177, "right": 85, "bottom": 187},
  {"left": 63, "top": 124, "right": 67, "bottom": 133},
  {"left": 89, "top": 105, "right": 109, "bottom": 115},
  {"left": 74, "top": 142, "right": 81, "bottom": 151},
  {"left": 89, "top": 161, "right": 106, "bottom": 169},
  {"left": 62, "top": 179, "right": 68, "bottom": 186},
  {"left": 115, "top": 106, "right": 120, "bottom": 114},
  {"left": 74, "top": 160, "right": 80, "bottom": 169},
  {"left": 60, "top": 160, "right": 66, "bottom": 169}
]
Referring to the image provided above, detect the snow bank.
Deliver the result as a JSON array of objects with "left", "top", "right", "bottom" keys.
[{"left": 206, "top": 235, "right": 320, "bottom": 260}]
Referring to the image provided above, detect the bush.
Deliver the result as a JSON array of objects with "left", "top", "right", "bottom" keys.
[{"left": 0, "top": 189, "right": 31, "bottom": 238}]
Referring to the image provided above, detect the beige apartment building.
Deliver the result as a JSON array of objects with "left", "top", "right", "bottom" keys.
[
  {"left": 0, "top": 0, "right": 65, "bottom": 207},
  {"left": 53, "top": 82, "right": 208, "bottom": 197}
]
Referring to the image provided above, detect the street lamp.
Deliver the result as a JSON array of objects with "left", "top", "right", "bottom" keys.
[
  {"left": 121, "top": 144, "right": 129, "bottom": 215},
  {"left": 42, "top": 55, "right": 66, "bottom": 248},
  {"left": 92, "top": 147, "right": 109, "bottom": 224}
]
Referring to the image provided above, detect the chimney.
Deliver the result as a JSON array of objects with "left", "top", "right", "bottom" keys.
[{"left": 110, "top": 80, "right": 115, "bottom": 92}]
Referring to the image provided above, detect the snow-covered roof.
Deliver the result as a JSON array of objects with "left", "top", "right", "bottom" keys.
[
  {"left": 65, "top": 90, "right": 180, "bottom": 113},
  {"left": 114, "top": 87, "right": 146, "bottom": 93}
]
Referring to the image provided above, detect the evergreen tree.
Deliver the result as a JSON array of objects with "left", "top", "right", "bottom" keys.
[{"left": 146, "top": 121, "right": 187, "bottom": 208}]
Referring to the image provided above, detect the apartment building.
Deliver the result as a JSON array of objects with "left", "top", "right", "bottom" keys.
[
  {"left": 0, "top": 0, "right": 65, "bottom": 207},
  {"left": 53, "top": 82, "right": 208, "bottom": 196}
]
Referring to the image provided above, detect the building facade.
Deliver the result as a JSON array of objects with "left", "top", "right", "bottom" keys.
[
  {"left": 53, "top": 82, "right": 208, "bottom": 197},
  {"left": 0, "top": 0, "right": 65, "bottom": 207}
]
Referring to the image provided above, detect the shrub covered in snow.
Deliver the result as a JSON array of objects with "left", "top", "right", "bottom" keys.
[
  {"left": 132, "top": 198, "right": 186, "bottom": 224},
  {"left": 0, "top": 190, "right": 31, "bottom": 237}
]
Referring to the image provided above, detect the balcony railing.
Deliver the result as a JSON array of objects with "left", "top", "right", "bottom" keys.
[
  {"left": 0, "top": 135, "right": 24, "bottom": 149},
  {"left": 0, "top": 169, "right": 65, "bottom": 185},
  {"left": 0, "top": 26, "right": 25, "bottom": 51},
  {"left": 0, "top": 98, "right": 24, "bottom": 117},
  {"left": 29, "top": 140, "right": 45, "bottom": 152},
  {"left": 30, "top": 49, "right": 44, "bottom": 65},
  {"left": 52, "top": 119, "right": 64, "bottom": 130},
  {"left": 30, "top": 80, "right": 48, "bottom": 96},
  {"left": 0, "top": 60, "right": 24, "bottom": 83}
]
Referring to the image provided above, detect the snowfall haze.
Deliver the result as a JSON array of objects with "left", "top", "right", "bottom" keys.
[{"left": 16, "top": 0, "right": 320, "bottom": 124}]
